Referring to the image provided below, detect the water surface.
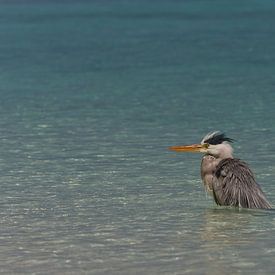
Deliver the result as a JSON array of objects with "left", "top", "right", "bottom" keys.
[{"left": 1, "top": 0, "right": 275, "bottom": 274}]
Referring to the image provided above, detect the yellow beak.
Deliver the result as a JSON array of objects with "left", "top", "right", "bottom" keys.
[{"left": 169, "top": 144, "right": 207, "bottom": 153}]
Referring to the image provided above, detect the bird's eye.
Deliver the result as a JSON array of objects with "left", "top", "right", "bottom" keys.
[{"left": 203, "top": 143, "right": 209, "bottom": 149}]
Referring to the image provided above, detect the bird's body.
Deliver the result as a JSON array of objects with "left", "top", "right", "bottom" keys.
[
  {"left": 170, "top": 131, "right": 272, "bottom": 209},
  {"left": 202, "top": 156, "right": 271, "bottom": 209}
]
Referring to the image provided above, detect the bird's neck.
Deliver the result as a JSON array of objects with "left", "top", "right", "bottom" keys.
[{"left": 219, "top": 148, "right": 233, "bottom": 159}]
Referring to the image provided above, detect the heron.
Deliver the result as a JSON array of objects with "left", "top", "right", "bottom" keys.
[{"left": 169, "top": 131, "right": 272, "bottom": 209}]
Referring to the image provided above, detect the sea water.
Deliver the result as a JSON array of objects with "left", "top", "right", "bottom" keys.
[{"left": 1, "top": 0, "right": 275, "bottom": 274}]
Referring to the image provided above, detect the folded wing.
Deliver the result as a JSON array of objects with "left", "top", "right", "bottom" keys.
[{"left": 212, "top": 158, "right": 272, "bottom": 209}]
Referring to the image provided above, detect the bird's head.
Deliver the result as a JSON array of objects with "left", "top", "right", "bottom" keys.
[{"left": 169, "top": 131, "right": 234, "bottom": 159}]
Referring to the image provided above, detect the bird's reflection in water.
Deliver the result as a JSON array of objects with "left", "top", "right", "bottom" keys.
[
  {"left": 201, "top": 208, "right": 252, "bottom": 244},
  {"left": 199, "top": 207, "right": 273, "bottom": 275}
]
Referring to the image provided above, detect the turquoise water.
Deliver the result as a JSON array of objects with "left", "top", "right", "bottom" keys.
[{"left": 1, "top": 0, "right": 275, "bottom": 274}]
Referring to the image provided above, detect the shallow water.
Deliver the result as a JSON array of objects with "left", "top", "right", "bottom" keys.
[{"left": 1, "top": 0, "right": 275, "bottom": 274}]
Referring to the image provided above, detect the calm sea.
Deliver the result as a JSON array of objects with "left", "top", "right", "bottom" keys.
[{"left": 1, "top": 0, "right": 275, "bottom": 274}]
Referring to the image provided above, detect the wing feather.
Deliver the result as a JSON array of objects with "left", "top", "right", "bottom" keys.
[{"left": 212, "top": 158, "right": 271, "bottom": 209}]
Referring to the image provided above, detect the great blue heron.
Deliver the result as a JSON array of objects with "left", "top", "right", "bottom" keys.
[{"left": 169, "top": 131, "right": 272, "bottom": 209}]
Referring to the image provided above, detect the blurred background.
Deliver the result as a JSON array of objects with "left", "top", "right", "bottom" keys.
[{"left": 1, "top": 0, "right": 275, "bottom": 274}]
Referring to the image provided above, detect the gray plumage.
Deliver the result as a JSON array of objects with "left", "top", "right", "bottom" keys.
[
  {"left": 200, "top": 132, "right": 271, "bottom": 209},
  {"left": 170, "top": 131, "right": 272, "bottom": 209},
  {"left": 211, "top": 158, "right": 271, "bottom": 209}
]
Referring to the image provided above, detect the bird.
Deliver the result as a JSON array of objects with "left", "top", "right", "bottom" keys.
[{"left": 169, "top": 131, "right": 272, "bottom": 209}]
